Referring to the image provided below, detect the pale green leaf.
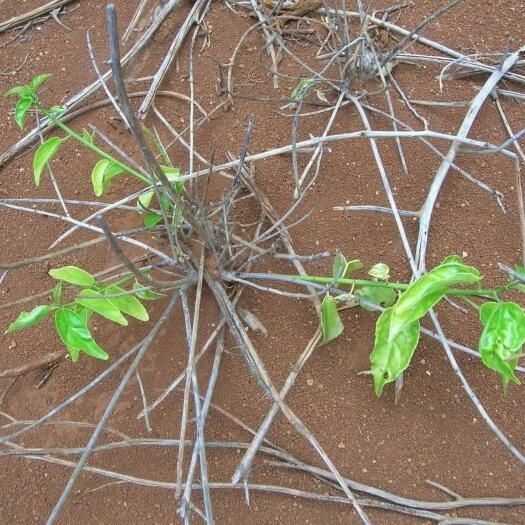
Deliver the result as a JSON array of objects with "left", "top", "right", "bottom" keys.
[
  {"left": 104, "top": 285, "right": 149, "bottom": 322},
  {"left": 320, "top": 294, "right": 344, "bottom": 344},
  {"left": 33, "top": 137, "right": 62, "bottom": 186},
  {"left": 370, "top": 307, "right": 420, "bottom": 396},
  {"left": 389, "top": 259, "right": 480, "bottom": 340},
  {"left": 30, "top": 73, "right": 51, "bottom": 91},
  {"left": 5, "top": 85, "right": 31, "bottom": 98},
  {"left": 357, "top": 285, "right": 396, "bottom": 312},
  {"left": 75, "top": 289, "right": 128, "bottom": 326},
  {"left": 91, "top": 159, "right": 124, "bottom": 197},
  {"left": 368, "top": 263, "right": 390, "bottom": 281},
  {"left": 161, "top": 165, "right": 184, "bottom": 193},
  {"left": 137, "top": 190, "right": 155, "bottom": 211},
  {"left": 5, "top": 305, "right": 52, "bottom": 334},
  {"left": 49, "top": 266, "right": 95, "bottom": 287}
]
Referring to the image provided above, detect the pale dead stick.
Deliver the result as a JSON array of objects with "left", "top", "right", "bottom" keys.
[
  {"left": 0, "top": 0, "right": 74, "bottom": 32},
  {"left": 0, "top": 0, "right": 185, "bottom": 168},
  {"left": 416, "top": 46, "right": 525, "bottom": 272},
  {"left": 319, "top": 8, "right": 525, "bottom": 85}
]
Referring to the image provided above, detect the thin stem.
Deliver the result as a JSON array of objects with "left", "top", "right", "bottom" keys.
[
  {"left": 231, "top": 272, "right": 507, "bottom": 299},
  {"left": 42, "top": 109, "right": 151, "bottom": 185}
]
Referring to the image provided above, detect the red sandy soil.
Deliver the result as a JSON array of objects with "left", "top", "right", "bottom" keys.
[{"left": 0, "top": 1, "right": 524, "bottom": 523}]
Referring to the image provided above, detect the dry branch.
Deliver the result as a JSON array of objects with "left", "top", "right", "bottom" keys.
[{"left": 0, "top": 0, "right": 74, "bottom": 33}]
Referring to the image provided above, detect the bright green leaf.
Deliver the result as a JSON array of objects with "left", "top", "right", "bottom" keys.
[
  {"left": 320, "top": 294, "right": 344, "bottom": 344},
  {"left": 104, "top": 285, "right": 149, "bottom": 322},
  {"left": 91, "top": 159, "right": 124, "bottom": 197},
  {"left": 368, "top": 263, "right": 390, "bottom": 281},
  {"left": 479, "top": 302, "right": 525, "bottom": 386},
  {"left": 67, "top": 346, "right": 81, "bottom": 362},
  {"left": 5, "top": 85, "right": 31, "bottom": 98},
  {"left": 49, "top": 266, "right": 95, "bottom": 287},
  {"left": 74, "top": 305, "right": 93, "bottom": 325},
  {"left": 75, "top": 289, "right": 128, "bottom": 326},
  {"left": 30, "top": 73, "right": 51, "bottom": 91},
  {"left": 14, "top": 96, "right": 33, "bottom": 129},
  {"left": 356, "top": 285, "right": 396, "bottom": 312},
  {"left": 479, "top": 301, "right": 498, "bottom": 326},
  {"left": 389, "top": 259, "right": 481, "bottom": 341},
  {"left": 54, "top": 308, "right": 108, "bottom": 361},
  {"left": 5, "top": 305, "right": 52, "bottom": 333},
  {"left": 33, "top": 137, "right": 62, "bottom": 186},
  {"left": 370, "top": 307, "right": 420, "bottom": 396}
]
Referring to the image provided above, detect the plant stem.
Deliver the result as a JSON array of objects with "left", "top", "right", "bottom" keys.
[
  {"left": 42, "top": 108, "right": 152, "bottom": 185},
  {"left": 235, "top": 272, "right": 508, "bottom": 299}
]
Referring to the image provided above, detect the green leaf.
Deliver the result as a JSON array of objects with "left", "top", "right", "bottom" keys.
[
  {"left": 75, "top": 289, "right": 128, "bottom": 326},
  {"left": 52, "top": 281, "right": 62, "bottom": 304},
  {"left": 320, "top": 294, "right": 344, "bottom": 344},
  {"left": 356, "top": 285, "right": 396, "bottom": 312},
  {"left": 104, "top": 285, "right": 149, "bottom": 321},
  {"left": 334, "top": 293, "right": 358, "bottom": 308},
  {"left": 74, "top": 305, "right": 93, "bottom": 325},
  {"left": 137, "top": 190, "right": 155, "bottom": 211},
  {"left": 14, "top": 96, "right": 33, "bottom": 129},
  {"left": 332, "top": 252, "right": 347, "bottom": 282},
  {"left": 480, "top": 302, "right": 498, "bottom": 326},
  {"left": 368, "top": 263, "right": 390, "bottom": 281},
  {"left": 30, "top": 73, "right": 51, "bottom": 91},
  {"left": 49, "top": 266, "right": 95, "bottom": 287},
  {"left": 291, "top": 77, "right": 316, "bottom": 102},
  {"left": 346, "top": 259, "right": 363, "bottom": 274},
  {"left": 47, "top": 106, "right": 65, "bottom": 117},
  {"left": 33, "top": 137, "right": 62, "bottom": 186},
  {"left": 332, "top": 253, "right": 362, "bottom": 283},
  {"left": 441, "top": 255, "right": 463, "bottom": 265},
  {"left": 389, "top": 259, "right": 481, "bottom": 340},
  {"left": 161, "top": 165, "right": 184, "bottom": 194},
  {"left": 133, "top": 281, "right": 165, "bottom": 300},
  {"left": 81, "top": 129, "right": 94, "bottom": 145},
  {"left": 5, "top": 305, "right": 52, "bottom": 333},
  {"left": 54, "top": 308, "right": 108, "bottom": 362},
  {"left": 515, "top": 265, "right": 525, "bottom": 274},
  {"left": 514, "top": 265, "right": 525, "bottom": 277},
  {"left": 370, "top": 307, "right": 420, "bottom": 396},
  {"left": 5, "top": 85, "right": 32, "bottom": 98},
  {"left": 91, "top": 159, "right": 124, "bottom": 197},
  {"left": 143, "top": 211, "right": 163, "bottom": 228},
  {"left": 479, "top": 302, "right": 525, "bottom": 386}
]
